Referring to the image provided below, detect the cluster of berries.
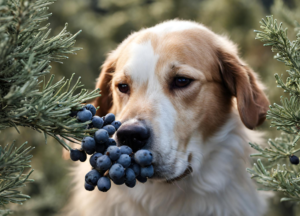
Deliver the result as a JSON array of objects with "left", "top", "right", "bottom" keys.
[{"left": 69, "top": 104, "right": 153, "bottom": 192}]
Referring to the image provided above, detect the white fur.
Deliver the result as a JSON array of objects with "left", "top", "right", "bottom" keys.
[
  {"left": 125, "top": 41, "right": 159, "bottom": 86},
  {"left": 148, "top": 19, "right": 206, "bottom": 34}
]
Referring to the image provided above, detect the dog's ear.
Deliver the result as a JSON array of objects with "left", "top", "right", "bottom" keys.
[
  {"left": 93, "top": 53, "right": 117, "bottom": 117},
  {"left": 217, "top": 48, "right": 269, "bottom": 129}
]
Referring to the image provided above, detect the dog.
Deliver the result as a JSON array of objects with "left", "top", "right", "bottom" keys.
[{"left": 65, "top": 20, "right": 270, "bottom": 216}]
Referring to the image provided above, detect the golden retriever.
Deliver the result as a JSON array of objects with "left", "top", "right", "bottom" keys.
[{"left": 65, "top": 20, "right": 269, "bottom": 216}]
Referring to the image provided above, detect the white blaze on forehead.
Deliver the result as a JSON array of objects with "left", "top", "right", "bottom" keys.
[
  {"left": 124, "top": 40, "right": 159, "bottom": 85},
  {"left": 149, "top": 20, "right": 206, "bottom": 34}
]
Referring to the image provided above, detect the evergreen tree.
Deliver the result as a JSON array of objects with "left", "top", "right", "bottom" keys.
[
  {"left": 247, "top": 15, "right": 300, "bottom": 202},
  {"left": 0, "top": 0, "right": 100, "bottom": 213}
]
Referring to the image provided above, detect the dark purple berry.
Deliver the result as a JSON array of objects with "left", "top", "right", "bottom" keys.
[
  {"left": 109, "top": 163, "right": 125, "bottom": 182},
  {"left": 96, "top": 155, "right": 112, "bottom": 171},
  {"left": 140, "top": 165, "right": 154, "bottom": 178},
  {"left": 134, "top": 149, "right": 153, "bottom": 167},
  {"left": 106, "top": 138, "right": 116, "bottom": 147},
  {"left": 97, "top": 177, "right": 111, "bottom": 192},
  {"left": 106, "top": 146, "right": 121, "bottom": 161},
  {"left": 112, "top": 176, "right": 125, "bottom": 185},
  {"left": 136, "top": 175, "right": 147, "bottom": 183},
  {"left": 103, "top": 113, "right": 115, "bottom": 125},
  {"left": 129, "top": 163, "right": 140, "bottom": 176},
  {"left": 85, "top": 182, "right": 95, "bottom": 191},
  {"left": 125, "top": 178, "right": 136, "bottom": 188},
  {"left": 85, "top": 104, "right": 96, "bottom": 116},
  {"left": 77, "top": 108, "right": 92, "bottom": 122},
  {"left": 85, "top": 170, "right": 101, "bottom": 186},
  {"left": 117, "top": 154, "right": 131, "bottom": 168},
  {"left": 92, "top": 116, "right": 104, "bottom": 128},
  {"left": 103, "top": 125, "right": 116, "bottom": 136},
  {"left": 82, "top": 136, "right": 96, "bottom": 155},
  {"left": 79, "top": 151, "right": 87, "bottom": 162},
  {"left": 119, "top": 146, "right": 133, "bottom": 155},
  {"left": 90, "top": 153, "right": 103, "bottom": 168},
  {"left": 70, "top": 149, "right": 81, "bottom": 161},
  {"left": 290, "top": 155, "right": 299, "bottom": 165},
  {"left": 111, "top": 121, "right": 122, "bottom": 130},
  {"left": 95, "top": 143, "right": 106, "bottom": 154},
  {"left": 125, "top": 168, "right": 136, "bottom": 182},
  {"left": 94, "top": 129, "right": 109, "bottom": 144}
]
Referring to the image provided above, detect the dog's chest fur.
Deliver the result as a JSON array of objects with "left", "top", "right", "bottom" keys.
[{"left": 65, "top": 112, "right": 267, "bottom": 216}]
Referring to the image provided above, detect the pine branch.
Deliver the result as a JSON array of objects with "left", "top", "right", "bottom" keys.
[
  {"left": 247, "top": 159, "right": 300, "bottom": 202},
  {"left": 248, "top": 15, "right": 300, "bottom": 203},
  {"left": 0, "top": 73, "right": 99, "bottom": 150},
  {"left": 0, "top": 0, "right": 102, "bottom": 211},
  {"left": 254, "top": 16, "right": 300, "bottom": 133},
  {"left": 0, "top": 141, "right": 34, "bottom": 209},
  {"left": 250, "top": 134, "right": 300, "bottom": 163},
  {"left": 0, "top": 0, "right": 101, "bottom": 149},
  {"left": 255, "top": 16, "right": 300, "bottom": 79}
]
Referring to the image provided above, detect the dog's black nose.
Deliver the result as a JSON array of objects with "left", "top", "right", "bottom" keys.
[{"left": 116, "top": 122, "right": 150, "bottom": 152}]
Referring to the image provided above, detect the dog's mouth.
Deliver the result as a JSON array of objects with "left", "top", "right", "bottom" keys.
[{"left": 165, "top": 165, "right": 193, "bottom": 183}]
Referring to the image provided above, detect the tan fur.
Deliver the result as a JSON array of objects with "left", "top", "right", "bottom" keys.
[
  {"left": 67, "top": 20, "right": 270, "bottom": 216},
  {"left": 94, "top": 26, "right": 268, "bottom": 142}
]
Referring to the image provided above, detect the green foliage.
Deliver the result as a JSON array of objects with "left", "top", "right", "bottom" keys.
[
  {"left": 0, "top": 0, "right": 100, "bottom": 212},
  {"left": 0, "top": 141, "right": 34, "bottom": 212},
  {"left": 0, "top": 0, "right": 100, "bottom": 148},
  {"left": 248, "top": 15, "right": 300, "bottom": 203}
]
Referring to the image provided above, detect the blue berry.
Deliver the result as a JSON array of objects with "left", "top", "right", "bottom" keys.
[
  {"left": 97, "top": 177, "right": 111, "bottom": 192},
  {"left": 111, "top": 121, "right": 122, "bottom": 130},
  {"left": 125, "top": 168, "right": 136, "bottom": 183},
  {"left": 125, "top": 178, "right": 136, "bottom": 188},
  {"left": 96, "top": 155, "right": 112, "bottom": 171},
  {"left": 94, "top": 129, "right": 109, "bottom": 144},
  {"left": 134, "top": 150, "right": 153, "bottom": 167},
  {"left": 103, "top": 125, "right": 116, "bottom": 136},
  {"left": 129, "top": 163, "right": 140, "bottom": 176},
  {"left": 90, "top": 153, "right": 103, "bottom": 168},
  {"left": 117, "top": 154, "right": 131, "bottom": 168},
  {"left": 85, "top": 182, "right": 95, "bottom": 191},
  {"left": 119, "top": 146, "right": 133, "bottom": 155},
  {"left": 103, "top": 113, "right": 115, "bottom": 125},
  {"left": 290, "top": 155, "right": 299, "bottom": 165},
  {"left": 92, "top": 116, "right": 104, "bottom": 128},
  {"left": 95, "top": 143, "right": 106, "bottom": 154},
  {"left": 136, "top": 175, "right": 147, "bottom": 183},
  {"left": 85, "top": 170, "right": 101, "bottom": 186},
  {"left": 112, "top": 176, "right": 125, "bottom": 185},
  {"left": 140, "top": 165, "right": 154, "bottom": 178},
  {"left": 70, "top": 149, "right": 81, "bottom": 161},
  {"left": 106, "top": 138, "right": 116, "bottom": 147},
  {"left": 79, "top": 151, "right": 87, "bottom": 162},
  {"left": 109, "top": 163, "right": 125, "bottom": 182},
  {"left": 69, "top": 110, "right": 78, "bottom": 118},
  {"left": 106, "top": 146, "right": 121, "bottom": 161},
  {"left": 85, "top": 104, "right": 96, "bottom": 116},
  {"left": 82, "top": 136, "right": 96, "bottom": 155},
  {"left": 77, "top": 108, "right": 92, "bottom": 122}
]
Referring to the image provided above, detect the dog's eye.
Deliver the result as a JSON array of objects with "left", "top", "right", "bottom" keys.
[
  {"left": 173, "top": 77, "right": 192, "bottom": 88},
  {"left": 118, "top": 84, "right": 129, "bottom": 93}
]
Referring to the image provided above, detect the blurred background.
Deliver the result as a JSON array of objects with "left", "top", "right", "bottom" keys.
[{"left": 3, "top": 0, "right": 300, "bottom": 215}]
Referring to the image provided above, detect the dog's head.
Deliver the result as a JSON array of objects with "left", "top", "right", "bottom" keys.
[{"left": 94, "top": 20, "right": 269, "bottom": 182}]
